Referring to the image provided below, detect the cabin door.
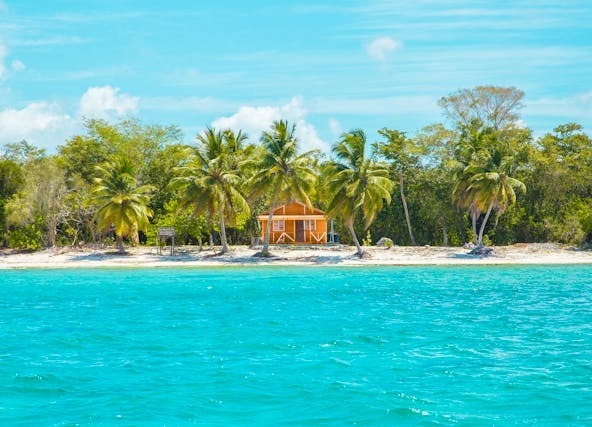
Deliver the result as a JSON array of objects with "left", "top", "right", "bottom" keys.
[{"left": 295, "top": 220, "right": 305, "bottom": 242}]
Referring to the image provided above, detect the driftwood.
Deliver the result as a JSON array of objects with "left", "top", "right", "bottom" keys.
[{"left": 469, "top": 246, "right": 495, "bottom": 256}]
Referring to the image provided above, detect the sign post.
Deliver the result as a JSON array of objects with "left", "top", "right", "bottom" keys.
[{"left": 157, "top": 227, "right": 175, "bottom": 255}]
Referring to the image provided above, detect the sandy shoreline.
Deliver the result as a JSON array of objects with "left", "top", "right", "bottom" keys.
[{"left": 1, "top": 243, "right": 592, "bottom": 269}]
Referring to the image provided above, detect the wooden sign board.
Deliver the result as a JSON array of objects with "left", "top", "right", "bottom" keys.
[{"left": 157, "top": 227, "right": 175, "bottom": 237}]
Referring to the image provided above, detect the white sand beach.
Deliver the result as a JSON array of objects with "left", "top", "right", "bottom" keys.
[{"left": 1, "top": 243, "right": 591, "bottom": 269}]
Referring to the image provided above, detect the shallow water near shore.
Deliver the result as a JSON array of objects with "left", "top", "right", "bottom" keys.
[{"left": 2, "top": 265, "right": 592, "bottom": 425}]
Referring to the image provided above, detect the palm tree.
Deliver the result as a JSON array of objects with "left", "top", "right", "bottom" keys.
[
  {"left": 223, "top": 128, "right": 248, "bottom": 154},
  {"left": 452, "top": 172, "right": 481, "bottom": 243},
  {"left": 173, "top": 127, "right": 250, "bottom": 254},
  {"left": 374, "top": 128, "right": 418, "bottom": 245},
  {"left": 93, "top": 156, "right": 154, "bottom": 253},
  {"left": 454, "top": 137, "right": 526, "bottom": 247},
  {"left": 248, "top": 120, "right": 317, "bottom": 256},
  {"left": 466, "top": 167, "right": 525, "bottom": 246},
  {"left": 451, "top": 121, "right": 498, "bottom": 244},
  {"left": 325, "top": 129, "right": 394, "bottom": 257}
]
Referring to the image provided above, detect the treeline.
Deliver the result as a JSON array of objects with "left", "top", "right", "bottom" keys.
[{"left": 1, "top": 85, "right": 591, "bottom": 253}]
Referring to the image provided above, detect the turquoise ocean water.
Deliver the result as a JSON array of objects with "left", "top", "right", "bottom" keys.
[{"left": 1, "top": 265, "right": 592, "bottom": 425}]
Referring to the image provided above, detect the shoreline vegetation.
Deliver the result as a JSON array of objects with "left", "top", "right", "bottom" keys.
[
  {"left": 1, "top": 243, "right": 591, "bottom": 269},
  {"left": 2, "top": 87, "right": 592, "bottom": 255}
]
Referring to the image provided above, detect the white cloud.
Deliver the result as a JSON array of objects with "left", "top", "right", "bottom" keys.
[
  {"left": 526, "top": 91, "right": 592, "bottom": 119},
  {"left": 515, "top": 119, "right": 527, "bottom": 129},
  {"left": 141, "top": 96, "right": 236, "bottom": 113},
  {"left": 310, "top": 95, "right": 438, "bottom": 116},
  {"left": 0, "top": 44, "right": 25, "bottom": 81},
  {"left": 523, "top": 91, "right": 592, "bottom": 136},
  {"left": 328, "top": 118, "right": 342, "bottom": 137},
  {"left": 293, "top": 120, "right": 326, "bottom": 152},
  {"left": 79, "top": 85, "right": 139, "bottom": 119},
  {"left": 211, "top": 97, "right": 329, "bottom": 152},
  {"left": 0, "top": 86, "right": 142, "bottom": 150},
  {"left": 11, "top": 59, "right": 25, "bottom": 72},
  {"left": 14, "top": 36, "right": 91, "bottom": 47},
  {"left": 0, "top": 102, "right": 74, "bottom": 148},
  {"left": 366, "top": 36, "right": 402, "bottom": 64}
]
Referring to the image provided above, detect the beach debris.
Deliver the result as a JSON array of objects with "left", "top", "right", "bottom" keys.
[
  {"left": 376, "top": 237, "right": 393, "bottom": 248},
  {"left": 469, "top": 246, "right": 495, "bottom": 256},
  {"left": 252, "top": 250, "right": 276, "bottom": 258},
  {"left": 347, "top": 250, "right": 373, "bottom": 259}
]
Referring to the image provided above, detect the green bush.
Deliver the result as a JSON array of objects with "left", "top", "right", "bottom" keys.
[
  {"left": 362, "top": 230, "right": 372, "bottom": 246},
  {"left": 548, "top": 215, "right": 585, "bottom": 245},
  {"left": 7, "top": 223, "right": 43, "bottom": 251}
]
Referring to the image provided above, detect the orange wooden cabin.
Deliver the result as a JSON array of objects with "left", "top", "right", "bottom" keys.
[{"left": 257, "top": 201, "right": 328, "bottom": 244}]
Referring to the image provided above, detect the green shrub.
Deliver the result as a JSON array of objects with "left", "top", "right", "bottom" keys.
[
  {"left": 7, "top": 223, "right": 43, "bottom": 251},
  {"left": 362, "top": 230, "right": 372, "bottom": 246},
  {"left": 548, "top": 215, "right": 585, "bottom": 245}
]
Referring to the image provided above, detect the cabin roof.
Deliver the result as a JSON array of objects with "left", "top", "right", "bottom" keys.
[{"left": 257, "top": 200, "right": 325, "bottom": 220}]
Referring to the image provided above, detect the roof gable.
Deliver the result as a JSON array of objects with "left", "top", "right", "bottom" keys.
[{"left": 262, "top": 200, "right": 325, "bottom": 216}]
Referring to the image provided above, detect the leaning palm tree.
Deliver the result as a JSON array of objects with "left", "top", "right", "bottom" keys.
[
  {"left": 93, "top": 156, "right": 154, "bottom": 253},
  {"left": 466, "top": 167, "right": 525, "bottom": 246},
  {"left": 248, "top": 120, "right": 317, "bottom": 256},
  {"left": 455, "top": 139, "right": 526, "bottom": 247},
  {"left": 173, "top": 127, "right": 250, "bottom": 254},
  {"left": 452, "top": 171, "right": 481, "bottom": 243},
  {"left": 374, "top": 128, "right": 418, "bottom": 245},
  {"left": 452, "top": 122, "right": 505, "bottom": 244},
  {"left": 325, "top": 129, "right": 394, "bottom": 257}
]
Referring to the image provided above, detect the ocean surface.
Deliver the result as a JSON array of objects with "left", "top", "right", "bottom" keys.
[{"left": 1, "top": 265, "right": 592, "bottom": 426}]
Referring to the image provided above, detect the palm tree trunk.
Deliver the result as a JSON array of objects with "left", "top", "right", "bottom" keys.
[
  {"left": 440, "top": 216, "right": 448, "bottom": 246},
  {"left": 132, "top": 225, "right": 139, "bottom": 246},
  {"left": 399, "top": 173, "right": 416, "bottom": 245},
  {"left": 262, "top": 190, "right": 280, "bottom": 256},
  {"left": 89, "top": 218, "right": 98, "bottom": 246},
  {"left": 116, "top": 234, "right": 125, "bottom": 253},
  {"left": 477, "top": 202, "right": 494, "bottom": 247},
  {"left": 262, "top": 209, "right": 275, "bottom": 256},
  {"left": 218, "top": 204, "right": 228, "bottom": 253},
  {"left": 48, "top": 216, "right": 57, "bottom": 249},
  {"left": 471, "top": 207, "right": 478, "bottom": 244},
  {"left": 347, "top": 218, "right": 364, "bottom": 257}
]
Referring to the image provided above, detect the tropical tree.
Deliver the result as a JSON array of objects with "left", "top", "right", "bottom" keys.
[
  {"left": 465, "top": 170, "right": 526, "bottom": 246},
  {"left": 453, "top": 132, "right": 527, "bottom": 247},
  {"left": 439, "top": 85, "right": 524, "bottom": 130},
  {"left": 173, "top": 127, "right": 250, "bottom": 254},
  {"left": 523, "top": 123, "right": 592, "bottom": 244},
  {"left": 93, "top": 156, "right": 154, "bottom": 253},
  {"left": 450, "top": 122, "right": 490, "bottom": 242},
  {"left": 373, "top": 128, "right": 420, "bottom": 245},
  {"left": 4, "top": 154, "right": 69, "bottom": 249},
  {"left": 452, "top": 172, "right": 481, "bottom": 243},
  {"left": 450, "top": 115, "right": 532, "bottom": 246},
  {"left": 248, "top": 120, "right": 317, "bottom": 256},
  {"left": 325, "top": 129, "right": 393, "bottom": 257},
  {"left": 413, "top": 124, "right": 460, "bottom": 245},
  {"left": 0, "top": 157, "right": 23, "bottom": 245}
]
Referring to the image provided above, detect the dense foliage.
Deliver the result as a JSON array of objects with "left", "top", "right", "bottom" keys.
[{"left": 1, "top": 86, "right": 592, "bottom": 252}]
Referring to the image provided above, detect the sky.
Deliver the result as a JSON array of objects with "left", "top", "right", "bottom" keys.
[{"left": 0, "top": 0, "right": 591, "bottom": 153}]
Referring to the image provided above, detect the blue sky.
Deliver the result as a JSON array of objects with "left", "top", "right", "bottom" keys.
[{"left": 0, "top": 0, "right": 591, "bottom": 152}]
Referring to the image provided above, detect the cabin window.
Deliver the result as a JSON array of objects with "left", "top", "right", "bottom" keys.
[
  {"left": 303, "top": 220, "right": 316, "bottom": 231},
  {"left": 272, "top": 220, "right": 285, "bottom": 232}
]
